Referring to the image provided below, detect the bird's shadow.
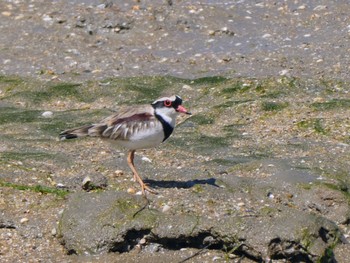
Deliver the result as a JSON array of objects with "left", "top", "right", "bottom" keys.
[{"left": 143, "top": 177, "right": 219, "bottom": 190}]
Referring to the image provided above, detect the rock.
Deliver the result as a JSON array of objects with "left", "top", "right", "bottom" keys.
[
  {"left": 59, "top": 191, "right": 153, "bottom": 254},
  {"left": 161, "top": 204, "right": 171, "bottom": 213},
  {"left": 114, "top": 170, "right": 124, "bottom": 177},
  {"left": 41, "top": 111, "right": 53, "bottom": 118},
  {"left": 127, "top": 187, "right": 136, "bottom": 194},
  {"left": 20, "top": 218, "right": 29, "bottom": 224},
  {"left": 59, "top": 190, "right": 342, "bottom": 261},
  {"left": 81, "top": 176, "right": 91, "bottom": 190},
  {"left": 334, "top": 244, "right": 350, "bottom": 262},
  {"left": 0, "top": 217, "right": 16, "bottom": 229},
  {"left": 141, "top": 156, "right": 152, "bottom": 163}
]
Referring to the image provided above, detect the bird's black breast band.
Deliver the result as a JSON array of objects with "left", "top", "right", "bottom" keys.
[{"left": 154, "top": 113, "right": 174, "bottom": 142}]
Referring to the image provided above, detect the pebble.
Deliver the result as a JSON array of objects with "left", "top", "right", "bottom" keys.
[
  {"left": 262, "top": 33, "right": 272, "bottom": 38},
  {"left": 42, "top": 14, "right": 53, "bottom": 22},
  {"left": 141, "top": 156, "right": 152, "bottom": 163},
  {"left": 313, "top": 5, "right": 327, "bottom": 11},
  {"left": 208, "top": 30, "right": 215, "bottom": 36},
  {"left": 82, "top": 176, "right": 91, "bottom": 189},
  {"left": 41, "top": 111, "right": 53, "bottom": 118},
  {"left": 51, "top": 228, "right": 57, "bottom": 236},
  {"left": 114, "top": 170, "right": 124, "bottom": 177},
  {"left": 2, "top": 11, "right": 11, "bottom": 17},
  {"left": 279, "top": 69, "right": 290, "bottom": 76},
  {"left": 20, "top": 218, "right": 29, "bottom": 224},
  {"left": 162, "top": 204, "right": 171, "bottom": 213},
  {"left": 127, "top": 188, "right": 136, "bottom": 194}
]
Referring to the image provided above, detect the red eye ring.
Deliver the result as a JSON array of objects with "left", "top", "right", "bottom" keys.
[{"left": 164, "top": 100, "right": 172, "bottom": 107}]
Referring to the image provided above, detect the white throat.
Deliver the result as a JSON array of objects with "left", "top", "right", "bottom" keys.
[{"left": 154, "top": 108, "right": 177, "bottom": 128}]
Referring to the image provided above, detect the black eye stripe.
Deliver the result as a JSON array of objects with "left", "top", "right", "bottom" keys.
[
  {"left": 173, "top": 96, "right": 182, "bottom": 107},
  {"left": 151, "top": 96, "right": 183, "bottom": 109}
]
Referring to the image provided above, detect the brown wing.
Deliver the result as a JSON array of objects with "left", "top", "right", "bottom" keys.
[
  {"left": 60, "top": 104, "right": 156, "bottom": 141},
  {"left": 87, "top": 105, "right": 157, "bottom": 140}
]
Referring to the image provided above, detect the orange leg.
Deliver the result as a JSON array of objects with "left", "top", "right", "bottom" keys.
[{"left": 127, "top": 150, "right": 157, "bottom": 195}]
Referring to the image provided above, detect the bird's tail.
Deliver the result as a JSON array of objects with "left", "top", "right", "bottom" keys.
[
  {"left": 59, "top": 123, "right": 109, "bottom": 140},
  {"left": 59, "top": 124, "right": 93, "bottom": 140}
]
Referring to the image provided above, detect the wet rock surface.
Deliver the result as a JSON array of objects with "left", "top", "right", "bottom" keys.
[
  {"left": 1, "top": 0, "right": 350, "bottom": 262},
  {"left": 59, "top": 183, "right": 343, "bottom": 262}
]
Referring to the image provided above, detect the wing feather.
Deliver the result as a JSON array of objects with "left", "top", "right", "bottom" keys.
[{"left": 60, "top": 104, "right": 157, "bottom": 141}]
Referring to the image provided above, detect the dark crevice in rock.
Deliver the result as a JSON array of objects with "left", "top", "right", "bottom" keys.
[
  {"left": 107, "top": 229, "right": 264, "bottom": 261},
  {"left": 268, "top": 237, "right": 314, "bottom": 263},
  {"left": 319, "top": 227, "right": 331, "bottom": 243},
  {"left": 109, "top": 229, "right": 151, "bottom": 253},
  {"left": 154, "top": 233, "right": 224, "bottom": 250},
  {"left": 99, "top": 227, "right": 339, "bottom": 262}
]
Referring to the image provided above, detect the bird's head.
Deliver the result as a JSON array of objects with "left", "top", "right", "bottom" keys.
[{"left": 151, "top": 95, "right": 191, "bottom": 118}]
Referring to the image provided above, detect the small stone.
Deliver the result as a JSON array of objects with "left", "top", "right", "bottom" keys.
[
  {"left": 114, "top": 170, "right": 124, "bottom": 177},
  {"left": 141, "top": 156, "right": 152, "bottom": 163},
  {"left": 56, "top": 183, "right": 65, "bottom": 188},
  {"left": 41, "top": 111, "right": 53, "bottom": 118},
  {"left": 20, "top": 218, "right": 29, "bottom": 224},
  {"left": 313, "top": 5, "right": 327, "bottom": 11},
  {"left": 144, "top": 243, "right": 161, "bottom": 253},
  {"left": 139, "top": 238, "right": 146, "bottom": 245},
  {"left": 96, "top": 3, "right": 106, "bottom": 9},
  {"left": 82, "top": 176, "right": 91, "bottom": 190},
  {"left": 162, "top": 204, "right": 171, "bottom": 213},
  {"left": 42, "top": 14, "right": 53, "bottom": 22},
  {"left": 208, "top": 30, "right": 216, "bottom": 36},
  {"left": 127, "top": 188, "right": 136, "bottom": 194},
  {"left": 1, "top": 11, "right": 11, "bottom": 17},
  {"left": 279, "top": 69, "right": 290, "bottom": 76},
  {"left": 262, "top": 33, "right": 272, "bottom": 38},
  {"left": 51, "top": 228, "right": 57, "bottom": 236}
]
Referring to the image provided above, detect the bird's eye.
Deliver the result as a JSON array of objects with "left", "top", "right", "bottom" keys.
[{"left": 164, "top": 100, "right": 172, "bottom": 107}]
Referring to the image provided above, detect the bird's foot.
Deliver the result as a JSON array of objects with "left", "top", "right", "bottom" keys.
[{"left": 141, "top": 183, "right": 158, "bottom": 195}]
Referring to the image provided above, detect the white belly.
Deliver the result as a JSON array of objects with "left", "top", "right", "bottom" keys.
[{"left": 116, "top": 125, "right": 164, "bottom": 150}]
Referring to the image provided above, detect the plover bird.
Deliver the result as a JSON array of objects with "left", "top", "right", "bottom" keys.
[{"left": 59, "top": 95, "right": 191, "bottom": 195}]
